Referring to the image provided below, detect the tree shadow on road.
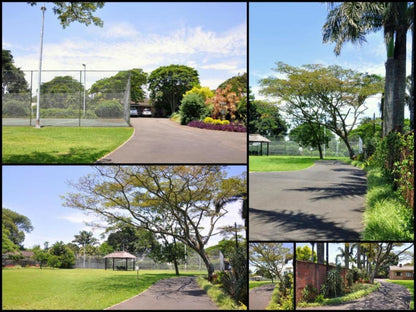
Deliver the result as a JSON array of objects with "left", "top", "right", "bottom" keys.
[{"left": 249, "top": 207, "right": 361, "bottom": 241}]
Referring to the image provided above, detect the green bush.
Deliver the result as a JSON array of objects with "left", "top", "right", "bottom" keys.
[
  {"left": 321, "top": 266, "right": 344, "bottom": 298},
  {"left": 2, "top": 100, "right": 30, "bottom": 117},
  {"left": 95, "top": 100, "right": 123, "bottom": 118},
  {"left": 179, "top": 93, "right": 209, "bottom": 125},
  {"left": 302, "top": 284, "right": 318, "bottom": 303}
]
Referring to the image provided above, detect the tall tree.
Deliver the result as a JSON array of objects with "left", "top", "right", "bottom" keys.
[
  {"left": 323, "top": 2, "right": 414, "bottom": 136},
  {"left": 260, "top": 62, "right": 384, "bottom": 159},
  {"left": 2, "top": 208, "right": 33, "bottom": 249},
  {"left": 295, "top": 245, "right": 316, "bottom": 262},
  {"left": 249, "top": 243, "right": 292, "bottom": 283},
  {"left": 72, "top": 230, "right": 98, "bottom": 248},
  {"left": 28, "top": 2, "right": 105, "bottom": 28},
  {"left": 249, "top": 99, "right": 288, "bottom": 137},
  {"left": 148, "top": 65, "right": 200, "bottom": 115},
  {"left": 2, "top": 50, "right": 29, "bottom": 94},
  {"left": 63, "top": 166, "right": 246, "bottom": 281}
]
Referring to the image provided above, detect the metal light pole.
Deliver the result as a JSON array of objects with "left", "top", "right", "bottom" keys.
[
  {"left": 82, "top": 64, "right": 86, "bottom": 117},
  {"left": 35, "top": 5, "right": 46, "bottom": 128}
]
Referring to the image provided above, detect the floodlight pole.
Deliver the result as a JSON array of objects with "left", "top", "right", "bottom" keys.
[
  {"left": 35, "top": 5, "right": 46, "bottom": 128},
  {"left": 82, "top": 64, "right": 86, "bottom": 117}
]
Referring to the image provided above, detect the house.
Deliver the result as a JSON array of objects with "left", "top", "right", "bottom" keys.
[
  {"left": 2, "top": 251, "right": 37, "bottom": 267},
  {"left": 389, "top": 264, "right": 414, "bottom": 280}
]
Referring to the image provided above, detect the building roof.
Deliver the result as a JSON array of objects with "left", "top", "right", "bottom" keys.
[
  {"left": 389, "top": 265, "right": 414, "bottom": 271},
  {"left": 3, "top": 251, "right": 34, "bottom": 258},
  {"left": 249, "top": 134, "right": 271, "bottom": 143},
  {"left": 104, "top": 251, "right": 136, "bottom": 259}
]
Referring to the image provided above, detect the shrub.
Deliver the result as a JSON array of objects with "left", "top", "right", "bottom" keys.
[
  {"left": 179, "top": 93, "right": 209, "bottom": 125},
  {"left": 187, "top": 120, "right": 246, "bottom": 132},
  {"left": 95, "top": 100, "right": 123, "bottom": 118},
  {"left": 321, "top": 266, "right": 344, "bottom": 298},
  {"left": 302, "top": 284, "right": 318, "bottom": 303},
  {"left": 2, "top": 100, "right": 30, "bottom": 117}
]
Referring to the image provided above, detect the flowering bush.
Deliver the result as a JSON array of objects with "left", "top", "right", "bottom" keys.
[
  {"left": 203, "top": 117, "right": 230, "bottom": 125},
  {"left": 187, "top": 120, "right": 246, "bottom": 132}
]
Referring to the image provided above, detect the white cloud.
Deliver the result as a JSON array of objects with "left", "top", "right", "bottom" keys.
[{"left": 101, "top": 22, "right": 139, "bottom": 39}]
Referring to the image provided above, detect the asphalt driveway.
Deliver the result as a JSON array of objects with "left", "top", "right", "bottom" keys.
[
  {"left": 97, "top": 118, "right": 246, "bottom": 163},
  {"left": 297, "top": 279, "right": 412, "bottom": 310},
  {"left": 249, "top": 160, "right": 366, "bottom": 241},
  {"left": 106, "top": 276, "right": 218, "bottom": 310},
  {"left": 249, "top": 283, "right": 276, "bottom": 310}
]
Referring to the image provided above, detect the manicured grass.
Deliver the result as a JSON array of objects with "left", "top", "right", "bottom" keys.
[
  {"left": 249, "top": 280, "right": 275, "bottom": 290},
  {"left": 385, "top": 279, "right": 414, "bottom": 310},
  {"left": 361, "top": 167, "right": 414, "bottom": 241},
  {"left": 197, "top": 276, "right": 245, "bottom": 310},
  {"left": 297, "top": 282, "right": 380, "bottom": 308},
  {"left": 249, "top": 156, "right": 349, "bottom": 172},
  {"left": 2, "top": 267, "right": 203, "bottom": 310},
  {"left": 2, "top": 126, "right": 134, "bottom": 163}
]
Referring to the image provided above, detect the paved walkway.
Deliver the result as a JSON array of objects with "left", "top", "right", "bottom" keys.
[
  {"left": 106, "top": 276, "right": 218, "bottom": 310},
  {"left": 297, "top": 279, "right": 412, "bottom": 310},
  {"left": 249, "top": 160, "right": 366, "bottom": 241},
  {"left": 97, "top": 118, "right": 246, "bottom": 163},
  {"left": 249, "top": 283, "right": 276, "bottom": 310}
]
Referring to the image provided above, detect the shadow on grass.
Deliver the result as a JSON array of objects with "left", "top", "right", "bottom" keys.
[
  {"left": 249, "top": 207, "right": 360, "bottom": 240},
  {"left": 3, "top": 147, "right": 109, "bottom": 164}
]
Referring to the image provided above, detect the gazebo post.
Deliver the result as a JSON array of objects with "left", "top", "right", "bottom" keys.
[
  {"left": 112, "top": 258, "right": 115, "bottom": 271},
  {"left": 125, "top": 258, "right": 128, "bottom": 271},
  {"left": 260, "top": 142, "right": 263, "bottom": 156},
  {"left": 267, "top": 142, "right": 269, "bottom": 156}
]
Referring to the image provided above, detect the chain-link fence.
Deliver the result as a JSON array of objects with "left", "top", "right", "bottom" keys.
[
  {"left": 2, "top": 70, "right": 131, "bottom": 127},
  {"left": 249, "top": 135, "right": 361, "bottom": 157},
  {"left": 73, "top": 250, "right": 223, "bottom": 271}
]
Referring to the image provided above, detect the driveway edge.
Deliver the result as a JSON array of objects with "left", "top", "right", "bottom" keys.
[{"left": 96, "top": 127, "right": 136, "bottom": 163}]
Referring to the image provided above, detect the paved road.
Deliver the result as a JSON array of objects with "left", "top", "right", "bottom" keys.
[
  {"left": 106, "top": 276, "right": 218, "bottom": 310},
  {"left": 249, "top": 160, "right": 366, "bottom": 241},
  {"left": 97, "top": 118, "right": 246, "bottom": 163},
  {"left": 297, "top": 280, "right": 412, "bottom": 310},
  {"left": 249, "top": 283, "right": 276, "bottom": 310}
]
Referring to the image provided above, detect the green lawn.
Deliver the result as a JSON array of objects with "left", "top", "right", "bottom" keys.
[
  {"left": 249, "top": 156, "right": 349, "bottom": 172},
  {"left": 2, "top": 268, "right": 204, "bottom": 310},
  {"left": 2, "top": 126, "right": 134, "bottom": 163},
  {"left": 249, "top": 280, "right": 275, "bottom": 289},
  {"left": 385, "top": 279, "right": 414, "bottom": 310}
]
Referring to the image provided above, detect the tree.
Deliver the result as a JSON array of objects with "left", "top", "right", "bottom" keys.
[
  {"left": 41, "top": 76, "right": 83, "bottom": 94},
  {"left": 260, "top": 62, "right": 384, "bottom": 159},
  {"left": 28, "top": 2, "right": 105, "bottom": 28},
  {"left": 32, "top": 245, "right": 49, "bottom": 269},
  {"left": 63, "top": 166, "right": 246, "bottom": 281},
  {"left": 150, "top": 236, "right": 186, "bottom": 276},
  {"left": 335, "top": 243, "right": 354, "bottom": 269},
  {"left": 2, "top": 50, "right": 29, "bottom": 94},
  {"left": 2, "top": 225, "right": 19, "bottom": 253},
  {"left": 148, "top": 65, "right": 200, "bottom": 115},
  {"left": 185, "top": 86, "right": 214, "bottom": 100},
  {"left": 289, "top": 122, "right": 333, "bottom": 159},
  {"left": 179, "top": 93, "right": 209, "bottom": 125},
  {"left": 2, "top": 208, "right": 33, "bottom": 249},
  {"left": 72, "top": 230, "right": 98, "bottom": 248},
  {"left": 218, "top": 73, "right": 247, "bottom": 95},
  {"left": 48, "top": 241, "right": 75, "bottom": 268},
  {"left": 89, "top": 69, "right": 147, "bottom": 103},
  {"left": 249, "top": 243, "right": 292, "bottom": 283},
  {"left": 323, "top": 2, "right": 414, "bottom": 136},
  {"left": 349, "top": 116, "right": 382, "bottom": 157},
  {"left": 248, "top": 99, "right": 288, "bottom": 137},
  {"left": 296, "top": 245, "right": 316, "bottom": 262}
]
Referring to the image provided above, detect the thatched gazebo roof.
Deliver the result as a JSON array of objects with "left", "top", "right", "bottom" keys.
[
  {"left": 249, "top": 134, "right": 271, "bottom": 156},
  {"left": 104, "top": 251, "right": 136, "bottom": 271}
]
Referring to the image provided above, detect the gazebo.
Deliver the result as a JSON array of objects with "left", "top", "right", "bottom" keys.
[
  {"left": 104, "top": 251, "right": 136, "bottom": 271},
  {"left": 249, "top": 134, "right": 271, "bottom": 156}
]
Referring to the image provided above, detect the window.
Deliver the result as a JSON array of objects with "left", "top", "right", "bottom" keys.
[
  {"left": 405, "top": 272, "right": 413, "bottom": 277},
  {"left": 395, "top": 272, "right": 402, "bottom": 276}
]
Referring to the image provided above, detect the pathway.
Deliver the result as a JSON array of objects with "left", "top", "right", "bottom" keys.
[
  {"left": 297, "top": 279, "right": 412, "bottom": 310},
  {"left": 249, "top": 160, "right": 366, "bottom": 241},
  {"left": 249, "top": 283, "right": 276, "bottom": 310},
  {"left": 97, "top": 118, "right": 246, "bottom": 163},
  {"left": 106, "top": 276, "right": 218, "bottom": 310}
]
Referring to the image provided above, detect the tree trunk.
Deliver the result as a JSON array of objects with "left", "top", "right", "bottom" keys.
[
  {"left": 383, "top": 56, "right": 395, "bottom": 137},
  {"left": 356, "top": 244, "right": 361, "bottom": 269},
  {"left": 339, "top": 134, "right": 355, "bottom": 159},
  {"left": 317, "top": 144, "right": 323, "bottom": 159},
  {"left": 344, "top": 243, "right": 350, "bottom": 270},
  {"left": 317, "top": 243, "right": 325, "bottom": 264},
  {"left": 173, "top": 258, "right": 179, "bottom": 276},
  {"left": 198, "top": 249, "right": 214, "bottom": 281},
  {"left": 311, "top": 242, "right": 315, "bottom": 263}
]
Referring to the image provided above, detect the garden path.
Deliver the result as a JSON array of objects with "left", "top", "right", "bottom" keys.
[
  {"left": 297, "top": 279, "right": 412, "bottom": 310},
  {"left": 249, "top": 160, "right": 366, "bottom": 241},
  {"left": 106, "top": 276, "right": 218, "bottom": 310},
  {"left": 97, "top": 118, "right": 246, "bottom": 163},
  {"left": 249, "top": 283, "right": 276, "bottom": 310}
]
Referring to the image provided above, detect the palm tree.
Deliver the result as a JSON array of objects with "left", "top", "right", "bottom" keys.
[
  {"left": 335, "top": 243, "right": 353, "bottom": 269},
  {"left": 72, "top": 230, "right": 98, "bottom": 248},
  {"left": 323, "top": 2, "right": 413, "bottom": 136}
]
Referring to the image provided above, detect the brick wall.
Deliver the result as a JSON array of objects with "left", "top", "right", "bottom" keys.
[
  {"left": 389, "top": 270, "right": 414, "bottom": 280},
  {"left": 296, "top": 260, "right": 348, "bottom": 302}
]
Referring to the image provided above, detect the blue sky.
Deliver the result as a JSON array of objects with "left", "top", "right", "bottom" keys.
[
  {"left": 249, "top": 2, "right": 411, "bottom": 122},
  {"left": 2, "top": 2, "right": 246, "bottom": 92},
  {"left": 296, "top": 243, "right": 414, "bottom": 266},
  {"left": 2, "top": 165, "right": 246, "bottom": 249}
]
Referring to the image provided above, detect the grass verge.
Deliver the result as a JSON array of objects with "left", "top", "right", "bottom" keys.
[
  {"left": 249, "top": 280, "right": 275, "bottom": 290},
  {"left": 361, "top": 166, "right": 414, "bottom": 240},
  {"left": 2, "top": 126, "right": 134, "bottom": 163},
  {"left": 2, "top": 267, "right": 203, "bottom": 310},
  {"left": 297, "top": 282, "right": 380, "bottom": 308},
  {"left": 385, "top": 279, "right": 414, "bottom": 310},
  {"left": 196, "top": 276, "right": 246, "bottom": 310},
  {"left": 249, "top": 156, "right": 349, "bottom": 172}
]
